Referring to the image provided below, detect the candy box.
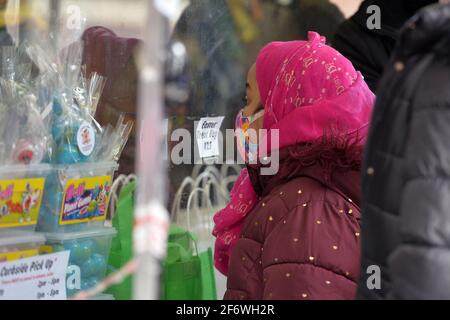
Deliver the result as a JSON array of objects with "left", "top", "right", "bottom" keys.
[
  {"left": 0, "top": 230, "right": 45, "bottom": 262},
  {"left": 37, "top": 162, "right": 118, "bottom": 233},
  {"left": 0, "top": 164, "right": 52, "bottom": 231},
  {"left": 44, "top": 227, "right": 117, "bottom": 297}
]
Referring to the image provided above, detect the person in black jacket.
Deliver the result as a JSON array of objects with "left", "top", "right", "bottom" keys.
[
  {"left": 332, "top": 0, "right": 437, "bottom": 92},
  {"left": 292, "top": 0, "right": 344, "bottom": 42},
  {"left": 358, "top": 2, "right": 450, "bottom": 299}
]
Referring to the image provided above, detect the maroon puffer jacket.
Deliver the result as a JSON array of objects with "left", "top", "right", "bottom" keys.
[{"left": 224, "top": 139, "right": 362, "bottom": 300}]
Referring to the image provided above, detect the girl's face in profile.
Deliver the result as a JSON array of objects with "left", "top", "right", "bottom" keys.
[{"left": 242, "top": 64, "right": 264, "bottom": 135}]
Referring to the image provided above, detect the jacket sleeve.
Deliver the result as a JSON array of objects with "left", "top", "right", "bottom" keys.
[
  {"left": 387, "top": 80, "right": 450, "bottom": 299},
  {"left": 260, "top": 200, "right": 359, "bottom": 300}
]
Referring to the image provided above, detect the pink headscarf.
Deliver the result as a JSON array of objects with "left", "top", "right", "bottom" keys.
[{"left": 213, "top": 32, "right": 375, "bottom": 276}]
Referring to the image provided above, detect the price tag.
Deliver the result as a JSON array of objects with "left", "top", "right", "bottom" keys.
[
  {"left": 195, "top": 116, "right": 224, "bottom": 159},
  {"left": 0, "top": 251, "right": 69, "bottom": 300}
]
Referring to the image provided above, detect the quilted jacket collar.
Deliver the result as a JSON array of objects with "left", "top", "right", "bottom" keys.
[
  {"left": 397, "top": 3, "right": 450, "bottom": 58},
  {"left": 246, "top": 135, "right": 363, "bottom": 207}
]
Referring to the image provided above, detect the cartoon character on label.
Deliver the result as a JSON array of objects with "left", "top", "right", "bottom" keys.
[
  {"left": 87, "top": 198, "right": 98, "bottom": 218},
  {"left": 0, "top": 205, "right": 9, "bottom": 220},
  {"left": 20, "top": 183, "right": 41, "bottom": 224},
  {"left": 81, "top": 127, "right": 92, "bottom": 145},
  {"left": 86, "top": 185, "right": 101, "bottom": 218},
  {"left": 96, "top": 185, "right": 108, "bottom": 217}
]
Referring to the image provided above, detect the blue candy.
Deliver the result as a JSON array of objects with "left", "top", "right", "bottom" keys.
[
  {"left": 52, "top": 119, "right": 69, "bottom": 144},
  {"left": 77, "top": 239, "right": 94, "bottom": 263},
  {"left": 71, "top": 121, "right": 81, "bottom": 146},
  {"left": 93, "top": 238, "right": 109, "bottom": 254},
  {"left": 86, "top": 277, "right": 101, "bottom": 289},
  {"left": 81, "top": 253, "right": 107, "bottom": 278},
  {"left": 44, "top": 189, "right": 63, "bottom": 213},
  {"left": 91, "top": 253, "right": 107, "bottom": 277},
  {"left": 52, "top": 98, "right": 63, "bottom": 116},
  {"left": 56, "top": 143, "right": 81, "bottom": 164},
  {"left": 80, "top": 279, "right": 91, "bottom": 291},
  {"left": 36, "top": 210, "right": 57, "bottom": 232},
  {"left": 81, "top": 258, "right": 97, "bottom": 278},
  {"left": 64, "top": 241, "right": 83, "bottom": 264}
]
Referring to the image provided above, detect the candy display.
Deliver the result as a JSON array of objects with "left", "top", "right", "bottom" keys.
[
  {"left": 0, "top": 164, "right": 52, "bottom": 231},
  {"left": 0, "top": 230, "right": 45, "bottom": 262},
  {"left": 0, "top": 31, "right": 129, "bottom": 300},
  {"left": 0, "top": 41, "right": 132, "bottom": 234},
  {"left": 37, "top": 161, "right": 118, "bottom": 233},
  {"left": 45, "top": 227, "right": 117, "bottom": 297}
]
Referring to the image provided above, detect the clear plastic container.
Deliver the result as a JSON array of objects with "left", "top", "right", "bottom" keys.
[
  {"left": 44, "top": 227, "right": 117, "bottom": 298},
  {"left": 37, "top": 162, "right": 118, "bottom": 233},
  {"left": 0, "top": 164, "right": 52, "bottom": 232},
  {"left": 0, "top": 230, "right": 46, "bottom": 262}
]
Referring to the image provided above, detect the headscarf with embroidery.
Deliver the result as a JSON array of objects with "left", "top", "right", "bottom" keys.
[{"left": 213, "top": 32, "right": 374, "bottom": 276}]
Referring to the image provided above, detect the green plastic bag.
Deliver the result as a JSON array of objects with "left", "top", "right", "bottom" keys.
[
  {"left": 106, "top": 181, "right": 135, "bottom": 300},
  {"left": 106, "top": 180, "right": 217, "bottom": 300},
  {"left": 199, "top": 247, "right": 217, "bottom": 300},
  {"left": 162, "top": 226, "right": 217, "bottom": 300}
]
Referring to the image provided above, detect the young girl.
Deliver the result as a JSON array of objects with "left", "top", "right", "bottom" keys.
[{"left": 213, "top": 32, "right": 374, "bottom": 300}]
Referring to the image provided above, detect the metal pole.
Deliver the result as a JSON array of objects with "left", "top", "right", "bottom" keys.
[{"left": 133, "top": 0, "right": 168, "bottom": 300}]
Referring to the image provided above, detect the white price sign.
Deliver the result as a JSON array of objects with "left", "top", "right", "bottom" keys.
[
  {"left": 0, "top": 251, "right": 69, "bottom": 300},
  {"left": 196, "top": 116, "right": 224, "bottom": 159}
]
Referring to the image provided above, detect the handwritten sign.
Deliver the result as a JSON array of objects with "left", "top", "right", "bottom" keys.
[
  {"left": 196, "top": 117, "right": 224, "bottom": 159},
  {"left": 0, "top": 251, "right": 69, "bottom": 300}
]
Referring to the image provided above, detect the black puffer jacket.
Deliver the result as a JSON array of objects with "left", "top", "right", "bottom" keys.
[
  {"left": 332, "top": 0, "right": 436, "bottom": 92},
  {"left": 358, "top": 3, "right": 450, "bottom": 300}
]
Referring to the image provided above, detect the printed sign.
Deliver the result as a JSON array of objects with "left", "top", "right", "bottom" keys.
[
  {"left": 0, "top": 178, "right": 45, "bottom": 228},
  {"left": 195, "top": 116, "right": 224, "bottom": 159},
  {"left": 0, "top": 251, "right": 69, "bottom": 300},
  {"left": 59, "top": 176, "right": 111, "bottom": 225}
]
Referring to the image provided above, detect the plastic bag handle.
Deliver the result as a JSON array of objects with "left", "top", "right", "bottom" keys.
[
  {"left": 108, "top": 173, "right": 136, "bottom": 222},
  {"left": 186, "top": 187, "right": 213, "bottom": 233},
  {"left": 191, "top": 164, "right": 221, "bottom": 181},
  {"left": 192, "top": 171, "right": 220, "bottom": 209},
  {"left": 203, "top": 179, "right": 229, "bottom": 230},
  {"left": 170, "top": 176, "right": 195, "bottom": 221}
]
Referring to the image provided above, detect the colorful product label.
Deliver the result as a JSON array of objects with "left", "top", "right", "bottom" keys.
[
  {"left": 0, "top": 178, "right": 45, "bottom": 228},
  {"left": 0, "top": 249, "right": 40, "bottom": 262},
  {"left": 59, "top": 176, "right": 111, "bottom": 225}
]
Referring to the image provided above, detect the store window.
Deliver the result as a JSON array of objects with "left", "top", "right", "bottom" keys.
[
  {"left": 165, "top": 0, "right": 362, "bottom": 300},
  {"left": 0, "top": 0, "right": 364, "bottom": 300}
]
